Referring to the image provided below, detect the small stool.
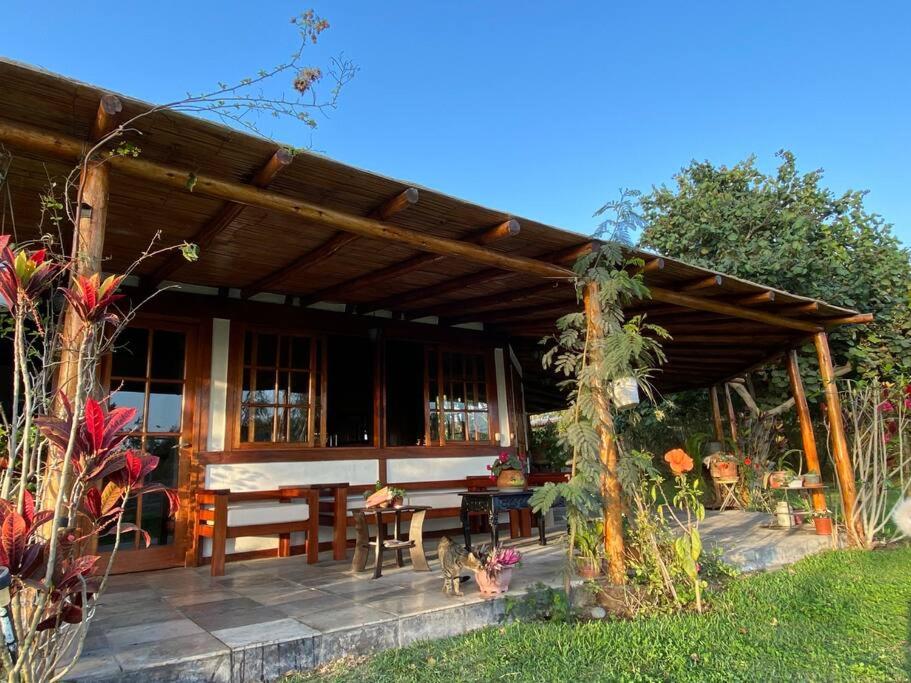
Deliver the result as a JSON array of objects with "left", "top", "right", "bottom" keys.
[{"left": 716, "top": 478, "right": 742, "bottom": 511}]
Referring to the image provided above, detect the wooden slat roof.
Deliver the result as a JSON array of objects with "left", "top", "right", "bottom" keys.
[{"left": 0, "top": 58, "right": 865, "bottom": 410}]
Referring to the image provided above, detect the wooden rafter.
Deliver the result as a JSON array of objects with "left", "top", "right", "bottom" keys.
[
  {"left": 733, "top": 291, "right": 776, "bottom": 305},
  {"left": 242, "top": 188, "right": 419, "bottom": 297},
  {"left": 416, "top": 281, "right": 560, "bottom": 319},
  {"left": 148, "top": 147, "right": 294, "bottom": 286},
  {"left": 681, "top": 274, "right": 724, "bottom": 291},
  {"left": 824, "top": 313, "right": 874, "bottom": 326},
  {"left": 358, "top": 242, "right": 598, "bottom": 314},
  {"left": 446, "top": 300, "right": 575, "bottom": 326},
  {"left": 90, "top": 94, "right": 123, "bottom": 141},
  {"left": 299, "top": 219, "right": 520, "bottom": 306}
]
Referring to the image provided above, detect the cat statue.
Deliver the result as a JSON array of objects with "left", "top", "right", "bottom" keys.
[{"left": 437, "top": 535, "right": 482, "bottom": 596}]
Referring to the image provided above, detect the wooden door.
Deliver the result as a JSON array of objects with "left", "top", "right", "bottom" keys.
[{"left": 101, "top": 319, "right": 199, "bottom": 573}]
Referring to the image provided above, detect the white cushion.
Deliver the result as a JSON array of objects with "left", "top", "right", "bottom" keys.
[{"left": 225, "top": 502, "right": 309, "bottom": 527}]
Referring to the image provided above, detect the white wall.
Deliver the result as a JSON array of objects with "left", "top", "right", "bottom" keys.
[
  {"left": 207, "top": 318, "right": 230, "bottom": 452},
  {"left": 494, "top": 348, "right": 511, "bottom": 447}
]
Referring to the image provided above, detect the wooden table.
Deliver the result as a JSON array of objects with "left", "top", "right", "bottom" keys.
[
  {"left": 351, "top": 505, "right": 431, "bottom": 579},
  {"left": 458, "top": 490, "right": 546, "bottom": 550}
]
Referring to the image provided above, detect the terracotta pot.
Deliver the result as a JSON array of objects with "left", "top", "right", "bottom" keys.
[
  {"left": 710, "top": 460, "right": 738, "bottom": 479},
  {"left": 769, "top": 471, "right": 791, "bottom": 489},
  {"left": 476, "top": 567, "right": 513, "bottom": 595},
  {"left": 496, "top": 469, "right": 526, "bottom": 490},
  {"left": 813, "top": 517, "right": 833, "bottom": 536},
  {"left": 576, "top": 557, "right": 601, "bottom": 579},
  {"left": 391, "top": 496, "right": 404, "bottom": 508}
]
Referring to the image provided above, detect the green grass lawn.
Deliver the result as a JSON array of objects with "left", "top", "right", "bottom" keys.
[{"left": 293, "top": 545, "right": 911, "bottom": 683}]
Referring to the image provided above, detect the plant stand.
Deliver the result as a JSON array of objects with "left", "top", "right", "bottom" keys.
[{"left": 351, "top": 505, "right": 431, "bottom": 579}]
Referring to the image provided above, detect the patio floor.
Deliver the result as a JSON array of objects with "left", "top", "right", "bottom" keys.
[{"left": 69, "top": 510, "right": 834, "bottom": 682}]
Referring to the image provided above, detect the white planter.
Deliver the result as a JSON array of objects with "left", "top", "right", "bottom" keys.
[
  {"left": 610, "top": 376, "right": 640, "bottom": 411},
  {"left": 775, "top": 501, "right": 793, "bottom": 528}
]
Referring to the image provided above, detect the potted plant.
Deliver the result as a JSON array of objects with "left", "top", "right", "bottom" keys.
[
  {"left": 574, "top": 520, "right": 603, "bottom": 579},
  {"left": 364, "top": 481, "right": 407, "bottom": 508},
  {"left": 769, "top": 449, "right": 802, "bottom": 489},
  {"left": 802, "top": 472, "right": 821, "bottom": 486},
  {"left": 812, "top": 510, "right": 833, "bottom": 536},
  {"left": 706, "top": 452, "right": 738, "bottom": 480},
  {"left": 488, "top": 451, "right": 527, "bottom": 490},
  {"left": 474, "top": 545, "right": 522, "bottom": 594}
]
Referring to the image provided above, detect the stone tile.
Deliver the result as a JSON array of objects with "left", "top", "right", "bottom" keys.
[
  {"left": 298, "top": 603, "right": 398, "bottom": 633},
  {"left": 229, "top": 578, "right": 316, "bottom": 605},
  {"left": 231, "top": 637, "right": 317, "bottom": 682},
  {"left": 321, "top": 579, "right": 411, "bottom": 601},
  {"left": 165, "top": 588, "right": 242, "bottom": 607},
  {"left": 315, "top": 619, "right": 399, "bottom": 666},
  {"left": 113, "top": 631, "right": 229, "bottom": 673},
  {"left": 94, "top": 601, "right": 186, "bottom": 629},
  {"left": 212, "top": 617, "right": 319, "bottom": 648},
  {"left": 276, "top": 591, "right": 357, "bottom": 618},
  {"left": 397, "top": 601, "right": 501, "bottom": 647},
  {"left": 67, "top": 649, "right": 122, "bottom": 682},
  {"left": 367, "top": 589, "right": 467, "bottom": 616},
  {"left": 106, "top": 617, "right": 205, "bottom": 649},
  {"left": 180, "top": 597, "right": 288, "bottom": 632}
]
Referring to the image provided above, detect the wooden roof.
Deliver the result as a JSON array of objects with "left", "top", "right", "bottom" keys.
[{"left": 0, "top": 58, "right": 867, "bottom": 411}]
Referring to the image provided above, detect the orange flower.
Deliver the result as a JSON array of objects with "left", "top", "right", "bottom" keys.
[{"left": 664, "top": 448, "right": 693, "bottom": 475}]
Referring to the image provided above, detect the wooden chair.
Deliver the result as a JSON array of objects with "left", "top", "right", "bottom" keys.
[{"left": 195, "top": 486, "right": 319, "bottom": 576}]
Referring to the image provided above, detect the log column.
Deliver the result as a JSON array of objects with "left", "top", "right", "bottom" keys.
[
  {"left": 709, "top": 385, "right": 725, "bottom": 443},
  {"left": 785, "top": 350, "right": 827, "bottom": 514},
  {"left": 583, "top": 282, "right": 626, "bottom": 584},
  {"left": 813, "top": 331, "right": 861, "bottom": 542}
]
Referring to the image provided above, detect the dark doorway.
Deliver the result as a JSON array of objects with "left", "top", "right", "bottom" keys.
[
  {"left": 326, "top": 335, "right": 373, "bottom": 446},
  {"left": 386, "top": 340, "right": 425, "bottom": 446}
]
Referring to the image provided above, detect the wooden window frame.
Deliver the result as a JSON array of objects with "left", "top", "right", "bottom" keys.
[
  {"left": 423, "top": 345, "right": 498, "bottom": 447},
  {"left": 227, "top": 323, "right": 328, "bottom": 450}
]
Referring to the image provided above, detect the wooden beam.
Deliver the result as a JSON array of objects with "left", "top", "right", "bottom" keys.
[
  {"left": 824, "top": 313, "right": 874, "bottom": 326},
  {"left": 646, "top": 286, "right": 823, "bottom": 332},
  {"left": 785, "top": 350, "right": 827, "bottom": 514},
  {"left": 779, "top": 302, "right": 819, "bottom": 315},
  {"left": 681, "top": 275, "right": 724, "bottom": 291},
  {"left": 709, "top": 385, "right": 725, "bottom": 443},
  {"left": 666, "top": 334, "right": 789, "bottom": 344},
  {"left": 0, "top": 118, "right": 573, "bottom": 281},
  {"left": 299, "top": 219, "right": 520, "bottom": 305},
  {"left": 90, "top": 94, "right": 123, "bottom": 141},
  {"left": 360, "top": 242, "right": 597, "bottom": 314},
  {"left": 734, "top": 291, "right": 776, "bottom": 305},
  {"left": 242, "top": 188, "right": 419, "bottom": 297},
  {"left": 446, "top": 300, "right": 574, "bottom": 326},
  {"left": 148, "top": 147, "right": 294, "bottom": 286},
  {"left": 813, "top": 331, "right": 861, "bottom": 543}
]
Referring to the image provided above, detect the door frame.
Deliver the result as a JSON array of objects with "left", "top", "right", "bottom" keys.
[{"left": 100, "top": 313, "right": 207, "bottom": 574}]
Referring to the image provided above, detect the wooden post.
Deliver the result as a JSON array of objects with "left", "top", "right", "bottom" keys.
[
  {"left": 709, "top": 385, "right": 725, "bottom": 443},
  {"left": 813, "top": 332, "right": 861, "bottom": 543},
  {"left": 583, "top": 282, "right": 626, "bottom": 584},
  {"left": 785, "top": 350, "right": 827, "bottom": 514},
  {"left": 723, "top": 383, "right": 740, "bottom": 456}
]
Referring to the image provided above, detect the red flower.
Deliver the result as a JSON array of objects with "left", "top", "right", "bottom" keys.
[
  {"left": 878, "top": 400, "right": 895, "bottom": 413},
  {"left": 744, "top": 457, "right": 752, "bottom": 466},
  {"left": 664, "top": 448, "right": 693, "bottom": 475},
  {"left": 498, "top": 452, "right": 508, "bottom": 463}
]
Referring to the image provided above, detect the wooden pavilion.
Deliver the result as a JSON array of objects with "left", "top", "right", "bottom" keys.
[{"left": 0, "top": 58, "right": 871, "bottom": 573}]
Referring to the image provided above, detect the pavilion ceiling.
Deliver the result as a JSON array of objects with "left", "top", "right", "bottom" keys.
[{"left": 0, "top": 58, "right": 867, "bottom": 410}]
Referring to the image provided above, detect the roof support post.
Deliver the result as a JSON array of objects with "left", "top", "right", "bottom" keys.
[
  {"left": 813, "top": 331, "right": 861, "bottom": 543},
  {"left": 723, "top": 383, "right": 740, "bottom": 456},
  {"left": 709, "top": 385, "right": 725, "bottom": 444},
  {"left": 785, "top": 350, "right": 827, "bottom": 515},
  {"left": 583, "top": 281, "right": 626, "bottom": 584}
]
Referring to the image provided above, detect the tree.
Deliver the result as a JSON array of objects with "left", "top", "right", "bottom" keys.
[{"left": 640, "top": 151, "right": 911, "bottom": 395}]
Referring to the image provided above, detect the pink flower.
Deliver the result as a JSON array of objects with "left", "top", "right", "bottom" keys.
[
  {"left": 878, "top": 400, "right": 895, "bottom": 413},
  {"left": 499, "top": 452, "right": 508, "bottom": 463},
  {"left": 486, "top": 464, "right": 492, "bottom": 470},
  {"left": 489, "top": 475, "right": 496, "bottom": 482}
]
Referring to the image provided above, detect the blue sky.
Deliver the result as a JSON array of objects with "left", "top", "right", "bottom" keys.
[{"left": 2, "top": 2, "right": 909, "bottom": 245}]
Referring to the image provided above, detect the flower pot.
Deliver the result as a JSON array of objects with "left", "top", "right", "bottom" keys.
[
  {"left": 576, "top": 557, "right": 601, "bottom": 580},
  {"left": 496, "top": 469, "right": 526, "bottom": 491},
  {"left": 710, "top": 460, "right": 738, "bottom": 479},
  {"left": 610, "top": 376, "right": 640, "bottom": 411},
  {"left": 769, "top": 471, "right": 790, "bottom": 489},
  {"left": 813, "top": 517, "right": 833, "bottom": 536},
  {"left": 391, "top": 496, "right": 404, "bottom": 508},
  {"left": 476, "top": 567, "right": 513, "bottom": 595},
  {"left": 803, "top": 473, "right": 821, "bottom": 486},
  {"left": 775, "top": 501, "right": 793, "bottom": 528}
]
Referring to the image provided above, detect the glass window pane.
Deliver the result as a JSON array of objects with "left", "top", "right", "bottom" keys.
[
  {"left": 239, "top": 405, "right": 250, "bottom": 442},
  {"left": 257, "top": 334, "right": 278, "bottom": 367},
  {"left": 429, "top": 411, "right": 439, "bottom": 442},
  {"left": 289, "top": 407, "right": 309, "bottom": 442},
  {"left": 445, "top": 412, "right": 465, "bottom": 441},
  {"left": 109, "top": 381, "right": 145, "bottom": 431},
  {"left": 476, "top": 383, "right": 488, "bottom": 410},
  {"left": 253, "top": 407, "right": 275, "bottom": 442},
  {"left": 151, "top": 330, "right": 185, "bottom": 380},
  {"left": 473, "top": 412, "right": 490, "bottom": 441},
  {"left": 111, "top": 327, "right": 148, "bottom": 378},
  {"left": 290, "top": 337, "right": 311, "bottom": 370},
  {"left": 251, "top": 370, "right": 276, "bottom": 404},
  {"left": 289, "top": 372, "right": 309, "bottom": 405},
  {"left": 243, "top": 331, "right": 253, "bottom": 365},
  {"left": 279, "top": 336, "right": 291, "bottom": 368},
  {"left": 144, "top": 437, "right": 180, "bottom": 487},
  {"left": 140, "top": 493, "right": 173, "bottom": 547},
  {"left": 147, "top": 383, "right": 182, "bottom": 433}
]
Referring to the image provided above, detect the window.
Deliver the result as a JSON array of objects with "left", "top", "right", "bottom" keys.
[
  {"left": 239, "top": 331, "right": 324, "bottom": 445},
  {"left": 426, "top": 349, "right": 492, "bottom": 444}
]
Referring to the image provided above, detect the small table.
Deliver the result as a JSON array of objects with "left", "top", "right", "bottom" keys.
[
  {"left": 459, "top": 490, "right": 546, "bottom": 550},
  {"left": 351, "top": 505, "right": 431, "bottom": 579}
]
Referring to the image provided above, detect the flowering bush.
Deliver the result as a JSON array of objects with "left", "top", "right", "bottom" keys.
[{"left": 486, "top": 451, "right": 526, "bottom": 480}]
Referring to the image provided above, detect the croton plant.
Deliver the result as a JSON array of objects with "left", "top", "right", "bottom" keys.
[{"left": 0, "top": 234, "right": 177, "bottom": 682}]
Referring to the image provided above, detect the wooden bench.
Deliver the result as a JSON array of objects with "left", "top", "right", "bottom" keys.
[{"left": 195, "top": 483, "right": 348, "bottom": 576}]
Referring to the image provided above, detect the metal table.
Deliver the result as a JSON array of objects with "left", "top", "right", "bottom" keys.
[
  {"left": 458, "top": 490, "right": 546, "bottom": 550},
  {"left": 351, "top": 505, "right": 431, "bottom": 579}
]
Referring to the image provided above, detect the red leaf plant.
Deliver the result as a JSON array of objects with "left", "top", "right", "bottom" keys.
[
  {"left": 0, "top": 236, "right": 62, "bottom": 314},
  {"left": 59, "top": 273, "right": 125, "bottom": 324}
]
